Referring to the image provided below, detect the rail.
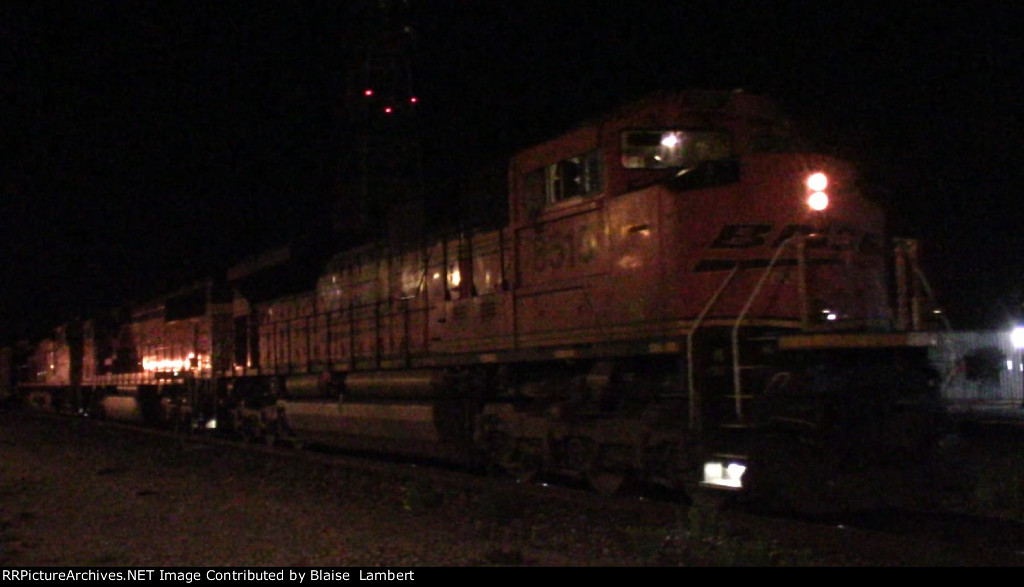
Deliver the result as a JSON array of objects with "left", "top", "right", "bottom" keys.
[
  {"left": 686, "top": 265, "right": 740, "bottom": 433},
  {"left": 730, "top": 234, "right": 803, "bottom": 420},
  {"left": 894, "top": 238, "right": 951, "bottom": 332}
]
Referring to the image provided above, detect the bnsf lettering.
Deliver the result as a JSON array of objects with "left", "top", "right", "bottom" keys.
[
  {"left": 771, "top": 224, "right": 820, "bottom": 248},
  {"left": 712, "top": 223, "right": 878, "bottom": 252},
  {"left": 531, "top": 224, "right": 597, "bottom": 272}
]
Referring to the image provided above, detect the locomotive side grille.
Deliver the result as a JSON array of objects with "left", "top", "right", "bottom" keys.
[{"left": 480, "top": 299, "right": 497, "bottom": 321}]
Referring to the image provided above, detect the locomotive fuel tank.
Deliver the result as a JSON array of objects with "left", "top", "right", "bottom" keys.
[{"left": 276, "top": 369, "right": 474, "bottom": 461}]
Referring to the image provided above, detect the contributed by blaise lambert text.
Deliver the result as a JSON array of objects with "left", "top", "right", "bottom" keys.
[{"left": 2, "top": 570, "right": 415, "bottom": 582}]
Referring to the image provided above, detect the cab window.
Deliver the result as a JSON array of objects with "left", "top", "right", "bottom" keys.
[
  {"left": 621, "top": 129, "right": 731, "bottom": 169},
  {"left": 524, "top": 149, "right": 602, "bottom": 208}
]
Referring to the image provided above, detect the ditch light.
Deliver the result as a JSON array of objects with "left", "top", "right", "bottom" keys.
[{"left": 701, "top": 459, "right": 748, "bottom": 489}]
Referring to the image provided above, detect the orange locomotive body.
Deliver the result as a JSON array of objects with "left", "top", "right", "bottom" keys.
[{"left": 7, "top": 90, "right": 949, "bottom": 509}]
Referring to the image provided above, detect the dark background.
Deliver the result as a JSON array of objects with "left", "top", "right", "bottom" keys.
[{"left": 1, "top": 1, "right": 1020, "bottom": 344}]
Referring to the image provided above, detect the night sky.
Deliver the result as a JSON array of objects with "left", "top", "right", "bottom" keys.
[{"left": 1, "top": 1, "right": 1021, "bottom": 344}]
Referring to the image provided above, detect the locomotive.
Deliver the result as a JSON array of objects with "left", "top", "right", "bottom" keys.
[{"left": 1, "top": 89, "right": 953, "bottom": 511}]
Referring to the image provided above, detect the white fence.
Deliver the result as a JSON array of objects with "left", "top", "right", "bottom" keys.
[{"left": 929, "top": 330, "right": 1023, "bottom": 414}]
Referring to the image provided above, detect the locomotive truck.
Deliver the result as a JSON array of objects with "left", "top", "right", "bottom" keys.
[{"left": 2, "top": 89, "right": 955, "bottom": 511}]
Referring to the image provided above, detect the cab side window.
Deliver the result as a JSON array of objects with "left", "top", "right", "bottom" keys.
[{"left": 545, "top": 149, "right": 602, "bottom": 204}]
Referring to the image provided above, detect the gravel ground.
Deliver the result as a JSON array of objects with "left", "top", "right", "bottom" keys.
[{"left": 3, "top": 410, "right": 1024, "bottom": 567}]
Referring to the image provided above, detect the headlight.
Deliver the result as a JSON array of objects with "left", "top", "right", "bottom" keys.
[
  {"left": 807, "top": 191, "right": 829, "bottom": 211},
  {"left": 805, "top": 172, "right": 829, "bottom": 211},
  {"left": 806, "top": 172, "right": 828, "bottom": 191}
]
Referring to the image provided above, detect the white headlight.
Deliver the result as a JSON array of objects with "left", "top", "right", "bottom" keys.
[
  {"left": 807, "top": 191, "right": 829, "bottom": 211},
  {"left": 806, "top": 172, "right": 828, "bottom": 191}
]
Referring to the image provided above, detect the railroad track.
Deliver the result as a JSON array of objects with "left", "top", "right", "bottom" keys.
[{"left": 9, "top": 408, "right": 1024, "bottom": 565}]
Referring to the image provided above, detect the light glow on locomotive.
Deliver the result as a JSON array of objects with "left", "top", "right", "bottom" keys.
[
  {"left": 142, "top": 352, "right": 208, "bottom": 373},
  {"left": 620, "top": 129, "right": 730, "bottom": 169}
]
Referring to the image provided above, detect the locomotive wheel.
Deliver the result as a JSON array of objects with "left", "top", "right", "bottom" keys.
[
  {"left": 483, "top": 430, "right": 532, "bottom": 481},
  {"left": 581, "top": 441, "right": 627, "bottom": 496},
  {"left": 739, "top": 430, "right": 838, "bottom": 516},
  {"left": 238, "top": 414, "right": 261, "bottom": 444},
  {"left": 507, "top": 459, "right": 540, "bottom": 484},
  {"left": 263, "top": 421, "right": 278, "bottom": 447},
  {"left": 505, "top": 440, "right": 542, "bottom": 484},
  {"left": 586, "top": 470, "right": 626, "bottom": 496}
]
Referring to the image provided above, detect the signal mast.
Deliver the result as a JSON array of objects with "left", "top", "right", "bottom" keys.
[{"left": 333, "top": 0, "right": 424, "bottom": 246}]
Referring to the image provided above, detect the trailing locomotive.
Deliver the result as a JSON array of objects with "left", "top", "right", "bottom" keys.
[{"left": 2, "top": 90, "right": 953, "bottom": 511}]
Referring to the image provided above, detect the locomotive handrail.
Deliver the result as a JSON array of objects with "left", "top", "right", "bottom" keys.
[
  {"left": 894, "top": 238, "right": 951, "bottom": 332},
  {"left": 687, "top": 264, "right": 740, "bottom": 433},
  {"left": 730, "top": 233, "right": 803, "bottom": 420}
]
